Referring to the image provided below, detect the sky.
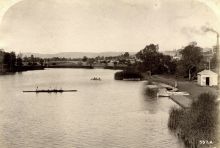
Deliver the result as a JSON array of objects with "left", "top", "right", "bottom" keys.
[{"left": 0, "top": 0, "right": 220, "bottom": 54}]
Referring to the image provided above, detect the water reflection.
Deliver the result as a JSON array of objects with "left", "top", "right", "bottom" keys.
[{"left": 0, "top": 69, "right": 184, "bottom": 148}]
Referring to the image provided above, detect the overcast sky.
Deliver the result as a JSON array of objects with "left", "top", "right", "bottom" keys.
[{"left": 0, "top": 0, "right": 220, "bottom": 53}]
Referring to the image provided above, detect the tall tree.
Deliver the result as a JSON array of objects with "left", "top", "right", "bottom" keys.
[
  {"left": 16, "top": 53, "right": 23, "bottom": 67},
  {"left": 179, "top": 43, "right": 203, "bottom": 80},
  {"left": 82, "top": 56, "right": 88, "bottom": 62},
  {"left": 123, "top": 52, "right": 129, "bottom": 58},
  {"left": 3, "top": 52, "right": 16, "bottom": 71},
  {"left": 136, "top": 44, "right": 160, "bottom": 74}
]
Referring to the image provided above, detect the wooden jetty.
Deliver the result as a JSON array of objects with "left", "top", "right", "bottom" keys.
[{"left": 23, "top": 89, "right": 77, "bottom": 93}]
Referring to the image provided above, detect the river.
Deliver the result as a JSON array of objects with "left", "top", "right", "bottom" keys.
[{"left": 0, "top": 68, "right": 184, "bottom": 148}]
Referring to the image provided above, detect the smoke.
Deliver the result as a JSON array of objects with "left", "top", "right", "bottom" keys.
[
  {"left": 181, "top": 26, "right": 219, "bottom": 37},
  {"left": 181, "top": 27, "right": 205, "bottom": 38},
  {"left": 201, "top": 26, "right": 219, "bottom": 35}
]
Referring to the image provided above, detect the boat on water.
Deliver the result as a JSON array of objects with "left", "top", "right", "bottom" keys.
[
  {"left": 91, "top": 77, "right": 101, "bottom": 80},
  {"left": 23, "top": 89, "right": 77, "bottom": 93}
]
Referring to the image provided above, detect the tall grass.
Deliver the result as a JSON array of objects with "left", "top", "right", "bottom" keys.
[
  {"left": 168, "top": 107, "right": 184, "bottom": 130},
  {"left": 168, "top": 92, "right": 219, "bottom": 147}
]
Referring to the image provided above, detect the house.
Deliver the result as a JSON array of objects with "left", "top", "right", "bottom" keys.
[
  {"left": 197, "top": 70, "right": 218, "bottom": 86},
  {"left": 162, "top": 49, "right": 181, "bottom": 60}
]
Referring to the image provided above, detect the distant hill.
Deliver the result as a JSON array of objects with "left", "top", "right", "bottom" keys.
[{"left": 22, "top": 52, "right": 136, "bottom": 58}]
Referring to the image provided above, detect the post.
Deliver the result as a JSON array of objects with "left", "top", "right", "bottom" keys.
[
  {"left": 189, "top": 69, "right": 191, "bottom": 80},
  {"left": 208, "top": 59, "right": 211, "bottom": 70}
]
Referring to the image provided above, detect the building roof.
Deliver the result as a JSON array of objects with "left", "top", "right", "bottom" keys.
[{"left": 197, "top": 70, "right": 218, "bottom": 76}]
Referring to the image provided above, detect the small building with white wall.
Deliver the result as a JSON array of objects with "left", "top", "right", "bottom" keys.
[{"left": 197, "top": 70, "right": 218, "bottom": 86}]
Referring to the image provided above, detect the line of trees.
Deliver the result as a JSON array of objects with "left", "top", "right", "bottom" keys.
[
  {"left": 132, "top": 42, "right": 214, "bottom": 80},
  {"left": 0, "top": 50, "right": 17, "bottom": 72},
  {"left": 0, "top": 49, "right": 45, "bottom": 72}
]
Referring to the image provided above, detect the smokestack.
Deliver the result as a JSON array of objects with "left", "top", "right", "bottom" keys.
[
  {"left": 216, "top": 33, "right": 220, "bottom": 79},
  {"left": 202, "top": 26, "right": 220, "bottom": 87},
  {"left": 217, "top": 33, "right": 219, "bottom": 51}
]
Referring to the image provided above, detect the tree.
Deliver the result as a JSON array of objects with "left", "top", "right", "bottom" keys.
[
  {"left": 16, "top": 57, "right": 23, "bottom": 67},
  {"left": 82, "top": 56, "right": 88, "bottom": 62},
  {"left": 30, "top": 54, "right": 35, "bottom": 65},
  {"left": 40, "top": 59, "right": 44, "bottom": 66},
  {"left": 160, "top": 54, "right": 177, "bottom": 74},
  {"left": 87, "top": 58, "right": 95, "bottom": 66},
  {"left": 179, "top": 43, "right": 203, "bottom": 80},
  {"left": 136, "top": 44, "right": 162, "bottom": 74},
  {"left": 16, "top": 53, "right": 23, "bottom": 67},
  {"left": 124, "top": 52, "right": 129, "bottom": 58},
  {"left": 3, "top": 52, "right": 16, "bottom": 71}
]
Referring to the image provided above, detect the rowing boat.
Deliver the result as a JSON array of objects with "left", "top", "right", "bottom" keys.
[{"left": 23, "top": 89, "right": 77, "bottom": 93}]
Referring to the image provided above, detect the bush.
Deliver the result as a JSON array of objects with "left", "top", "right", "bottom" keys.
[{"left": 114, "top": 70, "right": 143, "bottom": 80}]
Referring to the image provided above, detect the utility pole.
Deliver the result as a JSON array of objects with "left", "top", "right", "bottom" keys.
[
  {"left": 216, "top": 33, "right": 220, "bottom": 87},
  {"left": 208, "top": 59, "right": 211, "bottom": 70}
]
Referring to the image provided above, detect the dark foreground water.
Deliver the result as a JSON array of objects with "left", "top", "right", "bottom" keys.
[{"left": 0, "top": 69, "right": 184, "bottom": 148}]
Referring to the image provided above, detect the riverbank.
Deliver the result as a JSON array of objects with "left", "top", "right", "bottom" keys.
[
  {"left": 150, "top": 75, "right": 218, "bottom": 101},
  {"left": 46, "top": 65, "right": 126, "bottom": 70},
  {"left": 47, "top": 65, "right": 93, "bottom": 69},
  {"left": 0, "top": 65, "right": 45, "bottom": 74},
  {"left": 151, "top": 75, "right": 219, "bottom": 147}
]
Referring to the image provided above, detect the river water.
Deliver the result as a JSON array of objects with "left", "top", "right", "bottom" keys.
[{"left": 0, "top": 69, "right": 184, "bottom": 148}]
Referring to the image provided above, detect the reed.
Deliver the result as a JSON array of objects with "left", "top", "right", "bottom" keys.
[
  {"left": 168, "top": 92, "right": 219, "bottom": 147},
  {"left": 145, "top": 87, "right": 158, "bottom": 98},
  {"left": 168, "top": 107, "right": 184, "bottom": 130}
]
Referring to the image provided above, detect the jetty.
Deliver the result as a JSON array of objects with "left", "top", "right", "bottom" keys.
[
  {"left": 23, "top": 89, "right": 77, "bottom": 93},
  {"left": 146, "top": 81, "right": 192, "bottom": 108}
]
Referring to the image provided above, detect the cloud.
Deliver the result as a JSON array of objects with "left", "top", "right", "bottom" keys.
[{"left": 0, "top": 0, "right": 220, "bottom": 53}]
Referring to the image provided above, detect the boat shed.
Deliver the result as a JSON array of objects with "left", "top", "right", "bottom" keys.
[{"left": 197, "top": 70, "right": 218, "bottom": 86}]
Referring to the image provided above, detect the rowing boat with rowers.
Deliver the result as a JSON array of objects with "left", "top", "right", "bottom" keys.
[{"left": 23, "top": 89, "right": 77, "bottom": 93}]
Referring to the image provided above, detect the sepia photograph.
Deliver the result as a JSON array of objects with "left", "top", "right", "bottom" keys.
[{"left": 0, "top": 0, "right": 219, "bottom": 147}]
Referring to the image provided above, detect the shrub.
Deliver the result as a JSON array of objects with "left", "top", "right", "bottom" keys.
[{"left": 114, "top": 70, "right": 143, "bottom": 80}]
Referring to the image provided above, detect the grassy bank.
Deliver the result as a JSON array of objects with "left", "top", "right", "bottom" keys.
[{"left": 150, "top": 75, "right": 218, "bottom": 100}]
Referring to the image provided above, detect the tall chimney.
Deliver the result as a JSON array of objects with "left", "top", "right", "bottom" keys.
[
  {"left": 217, "top": 33, "right": 219, "bottom": 51},
  {"left": 217, "top": 33, "right": 220, "bottom": 87}
]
